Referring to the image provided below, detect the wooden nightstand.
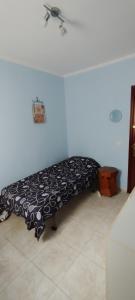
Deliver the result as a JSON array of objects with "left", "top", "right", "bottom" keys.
[{"left": 98, "top": 166, "right": 118, "bottom": 197}]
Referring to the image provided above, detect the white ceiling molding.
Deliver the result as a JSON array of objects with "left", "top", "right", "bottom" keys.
[
  {"left": 0, "top": 55, "right": 63, "bottom": 77},
  {"left": 63, "top": 53, "right": 135, "bottom": 78},
  {"left": 0, "top": 52, "right": 135, "bottom": 79}
]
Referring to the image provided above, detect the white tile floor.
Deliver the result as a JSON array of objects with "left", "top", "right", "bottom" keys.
[{"left": 0, "top": 191, "right": 128, "bottom": 300}]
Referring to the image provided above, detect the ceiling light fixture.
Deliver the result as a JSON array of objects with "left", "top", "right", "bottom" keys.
[
  {"left": 44, "top": 11, "right": 50, "bottom": 24},
  {"left": 43, "top": 4, "right": 67, "bottom": 35}
]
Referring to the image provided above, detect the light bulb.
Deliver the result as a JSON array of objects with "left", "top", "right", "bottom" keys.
[{"left": 59, "top": 22, "right": 67, "bottom": 35}]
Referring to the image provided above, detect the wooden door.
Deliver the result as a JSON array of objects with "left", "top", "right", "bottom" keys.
[{"left": 128, "top": 86, "right": 135, "bottom": 192}]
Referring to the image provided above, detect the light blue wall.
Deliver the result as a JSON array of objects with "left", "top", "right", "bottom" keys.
[
  {"left": 0, "top": 60, "right": 67, "bottom": 190},
  {"left": 65, "top": 58, "right": 135, "bottom": 189},
  {"left": 1, "top": 58, "right": 135, "bottom": 191}
]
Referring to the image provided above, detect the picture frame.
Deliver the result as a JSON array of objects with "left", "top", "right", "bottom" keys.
[{"left": 32, "top": 97, "right": 45, "bottom": 124}]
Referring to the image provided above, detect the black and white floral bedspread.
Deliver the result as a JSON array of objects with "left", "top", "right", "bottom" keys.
[{"left": 0, "top": 156, "right": 100, "bottom": 239}]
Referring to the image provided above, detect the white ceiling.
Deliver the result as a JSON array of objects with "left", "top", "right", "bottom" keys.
[{"left": 0, "top": 0, "right": 135, "bottom": 76}]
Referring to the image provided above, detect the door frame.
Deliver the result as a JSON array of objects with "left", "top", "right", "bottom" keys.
[{"left": 127, "top": 85, "right": 135, "bottom": 193}]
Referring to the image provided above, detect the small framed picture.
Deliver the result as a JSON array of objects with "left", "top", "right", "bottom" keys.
[{"left": 32, "top": 97, "right": 45, "bottom": 123}]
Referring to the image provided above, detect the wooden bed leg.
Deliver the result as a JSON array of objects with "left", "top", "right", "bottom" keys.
[{"left": 51, "top": 215, "right": 57, "bottom": 231}]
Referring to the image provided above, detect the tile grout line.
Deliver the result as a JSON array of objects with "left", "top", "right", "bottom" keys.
[{"left": 32, "top": 260, "right": 73, "bottom": 299}]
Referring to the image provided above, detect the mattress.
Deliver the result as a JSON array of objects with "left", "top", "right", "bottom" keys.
[{"left": 0, "top": 156, "right": 100, "bottom": 239}]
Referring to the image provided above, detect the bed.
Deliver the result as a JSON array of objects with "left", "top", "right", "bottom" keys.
[{"left": 0, "top": 156, "right": 100, "bottom": 239}]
